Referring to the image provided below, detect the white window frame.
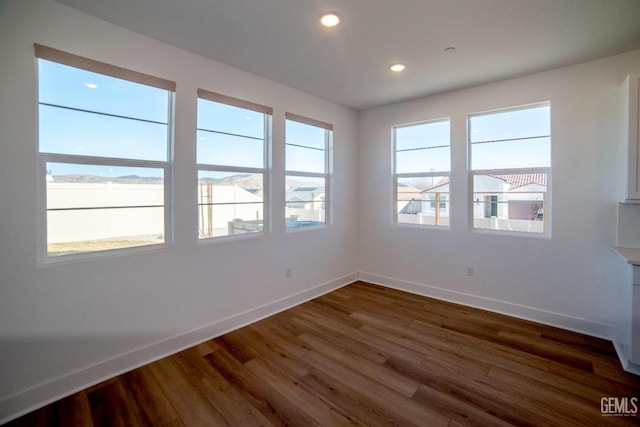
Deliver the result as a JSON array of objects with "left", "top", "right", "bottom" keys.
[
  {"left": 196, "top": 89, "right": 272, "bottom": 241},
  {"left": 468, "top": 102, "right": 551, "bottom": 236},
  {"left": 285, "top": 112, "right": 333, "bottom": 231},
  {"left": 35, "top": 44, "right": 175, "bottom": 263},
  {"left": 392, "top": 118, "right": 451, "bottom": 229}
]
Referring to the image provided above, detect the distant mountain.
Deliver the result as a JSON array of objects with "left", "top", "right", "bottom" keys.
[
  {"left": 199, "top": 174, "right": 321, "bottom": 191},
  {"left": 50, "top": 174, "right": 163, "bottom": 184},
  {"left": 51, "top": 173, "right": 321, "bottom": 190}
]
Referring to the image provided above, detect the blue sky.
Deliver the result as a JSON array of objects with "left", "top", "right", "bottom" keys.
[
  {"left": 40, "top": 59, "right": 327, "bottom": 179},
  {"left": 395, "top": 105, "right": 551, "bottom": 173},
  {"left": 40, "top": 59, "right": 548, "bottom": 180},
  {"left": 39, "top": 59, "right": 169, "bottom": 178}
]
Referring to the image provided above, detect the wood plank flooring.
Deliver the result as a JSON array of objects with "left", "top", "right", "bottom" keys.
[{"left": 7, "top": 281, "right": 640, "bottom": 426}]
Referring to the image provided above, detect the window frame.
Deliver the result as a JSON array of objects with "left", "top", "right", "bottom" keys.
[
  {"left": 468, "top": 102, "right": 551, "bottom": 237},
  {"left": 392, "top": 117, "right": 451, "bottom": 229},
  {"left": 35, "top": 44, "right": 175, "bottom": 263},
  {"left": 196, "top": 89, "right": 272, "bottom": 241},
  {"left": 285, "top": 112, "right": 333, "bottom": 231}
]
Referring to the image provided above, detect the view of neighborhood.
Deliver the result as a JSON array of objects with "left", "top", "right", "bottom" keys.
[
  {"left": 46, "top": 172, "right": 326, "bottom": 253},
  {"left": 397, "top": 173, "right": 547, "bottom": 232}
]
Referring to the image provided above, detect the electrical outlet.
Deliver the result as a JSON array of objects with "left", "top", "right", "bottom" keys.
[
  {"left": 466, "top": 265, "right": 474, "bottom": 276},
  {"left": 286, "top": 267, "right": 292, "bottom": 278}
]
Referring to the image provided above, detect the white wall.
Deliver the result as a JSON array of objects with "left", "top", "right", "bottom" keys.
[
  {"left": 358, "top": 49, "right": 640, "bottom": 348},
  {"left": 0, "top": 0, "right": 358, "bottom": 421},
  {"left": 2, "top": 0, "right": 640, "bottom": 422}
]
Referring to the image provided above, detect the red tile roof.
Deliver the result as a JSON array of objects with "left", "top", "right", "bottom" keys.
[
  {"left": 493, "top": 173, "right": 547, "bottom": 189},
  {"left": 423, "top": 173, "right": 547, "bottom": 192}
]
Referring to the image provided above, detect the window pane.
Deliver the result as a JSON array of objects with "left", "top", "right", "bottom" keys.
[
  {"left": 395, "top": 120, "right": 449, "bottom": 151},
  {"left": 286, "top": 144, "right": 325, "bottom": 173},
  {"left": 46, "top": 163, "right": 165, "bottom": 255},
  {"left": 38, "top": 59, "right": 169, "bottom": 123},
  {"left": 46, "top": 163, "right": 164, "bottom": 209},
  {"left": 197, "top": 171, "right": 263, "bottom": 202},
  {"left": 471, "top": 136, "right": 550, "bottom": 170},
  {"left": 394, "top": 120, "right": 450, "bottom": 176},
  {"left": 286, "top": 175, "right": 326, "bottom": 229},
  {"left": 472, "top": 173, "right": 547, "bottom": 233},
  {"left": 396, "top": 146, "right": 450, "bottom": 174},
  {"left": 197, "top": 130, "right": 264, "bottom": 168},
  {"left": 470, "top": 104, "right": 550, "bottom": 170},
  {"left": 196, "top": 95, "right": 269, "bottom": 239},
  {"left": 197, "top": 171, "right": 263, "bottom": 239},
  {"left": 198, "top": 203, "right": 263, "bottom": 238},
  {"left": 197, "top": 98, "right": 264, "bottom": 139},
  {"left": 286, "top": 120, "right": 325, "bottom": 149},
  {"left": 470, "top": 104, "right": 550, "bottom": 144},
  {"left": 47, "top": 207, "right": 164, "bottom": 255},
  {"left": 39, "top": 105, "right": 168, "bottom": 161},
  {"left": 397, "top": 176, "right": 449, "bottom": 226}
]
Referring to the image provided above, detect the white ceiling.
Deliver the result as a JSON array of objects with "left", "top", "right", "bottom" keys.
[{"left": 55, "top": 0, "right": 640, "bottom": 111}]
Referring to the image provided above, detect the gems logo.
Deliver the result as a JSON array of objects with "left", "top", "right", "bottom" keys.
[{"left": 601, "top": 397, "right": 638, "bottom": 416}]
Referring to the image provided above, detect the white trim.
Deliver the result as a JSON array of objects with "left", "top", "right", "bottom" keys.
[
  {"left": 357, "top": 271, "right": 614, "bottom": 340},
  {"left": 613, "top": 341, "right": 640, "bottom": 376},
  {"left": 0, "top": 272, "right": 359, "bottom": 425},
  {"left": 2, "top": 271, "right": 629, "bottom": 423}
]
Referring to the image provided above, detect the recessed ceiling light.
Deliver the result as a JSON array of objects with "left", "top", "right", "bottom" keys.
[
  {"left": 320, "top": 12, "right": 341, "bottom": 27},
  {"left": 84, "top": 83, "right": 98, "bottom": 89},
  {"left": 389, "top": 63, "right": 406, "bottom": 72}
]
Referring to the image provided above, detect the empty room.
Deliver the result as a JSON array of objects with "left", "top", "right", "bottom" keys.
[{"left": 2, "top": 0, "right": 640, "bottom": 425}]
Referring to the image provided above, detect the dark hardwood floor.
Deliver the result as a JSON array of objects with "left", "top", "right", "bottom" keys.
[{"left": 6, "top": 281, "right": 640, "bottom": 426}]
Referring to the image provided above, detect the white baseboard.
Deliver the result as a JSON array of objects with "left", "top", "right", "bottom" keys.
[
  {"left": 1, "top": 270, "right": 628, "bottom": 423},
  {"left": 0, "top": 272, "right": 358, "bottom": 425},
  {"left": 613, "top": 341, "right": 640, "bottom": 376},
  {"left": 358, "top": 271, "right": 615, "bottom": 340}
]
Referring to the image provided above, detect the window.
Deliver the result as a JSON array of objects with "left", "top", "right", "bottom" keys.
[
  {"left": 36, "top": 45, "right": 174, "bottom": 259},
  {"left": 197, "top": 90, "right": 271, "bottom": 239},
  {"left": 285, "top": 113, "right": 332, "bottom": 229},
  {"left": 393, "top": 119, "right": 450, "bottom": 227},
  {"left": 469, "top": 103, "right": 551, "bottom": 234}
]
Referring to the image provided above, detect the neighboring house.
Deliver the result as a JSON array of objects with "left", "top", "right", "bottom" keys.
[
  {"left": 397, "top": 183, "right": 423, "bottom": 214},
  {"left": 472, "top": 174, "right": 546, "bottom": 220},
  {"left": 421, "top": 177, "right": 450, "bottom": 216},
  {"left": 399, "top": 174, "right": 546, "bottom": 229},
  {"left": 471, "top": 174, "right": 547, "bottom": 232},
  {"left": 397, "top": 180, "right": 450, "bottom": 226},
  {"left": 286, "top": 186, "right": 326, "bottom": 224}
]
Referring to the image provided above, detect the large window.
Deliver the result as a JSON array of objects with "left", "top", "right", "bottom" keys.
[
  {"left": 393, "top": 119, "right": 451, "bottom": 227},
  {"left": 36, "top": 45, "right": 174, "bottom": 259},
  {"left": 469, "top": 103, "right": 551, "bottom": 234},
  {"left": 285, "top": 113, "right": 332, "bottom": 229},
  {"left": 197, "top": 90, "right": 271, "bottom": 239}
]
